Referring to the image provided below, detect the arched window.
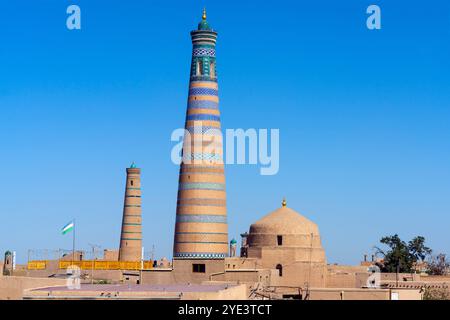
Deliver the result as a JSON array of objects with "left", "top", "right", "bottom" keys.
[
  {"left": 196, "top": 60, "right": 203, "bottom": 76},
  {"left": 210, "top": 61, "right": 215, "bottom": 78},
  {"left": 130, "top": 180, "right": 134, "bottom": 186},
  {"left": 276, "top": 264, "right": 283, "bottom": 277}
]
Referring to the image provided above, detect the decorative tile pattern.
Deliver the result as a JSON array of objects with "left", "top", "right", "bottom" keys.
[
  {"left": 175, "top": 241, "right": 228, "bottom": 244},
  {"left": 174, "top": 253, "right": 226, "bottom": 259},
  {"left": 175, "top": 232, "right": 228, "bottom": 235},
  {"left": 187, "top": 100, "right": 219, "bottom": 110},
  {"left": 193, "top": 48, "right": 216, "bottom": 57},
  {"left": 185, "top": 126, "right": 222, "bottom": 135},
  {"left": 190, "top": 75, "right": 218, "bottom": 82},
  {"left": 182, "top": 153, "right": 222, "bottom": 161},
  {"left": 178, "top": 182, "right": 226, "bottom": 191},
  {"left": 189, "top": 88, "right": 218, "bottom": 96},
  {"left": 177, "top": 198, "right": 226, "bottom": 207},
  {"left": 176, "top": 214, "right": 227, "bottom": 223},
  {"left": 186, "top": 114, "right": 220, "bottom": 121}
]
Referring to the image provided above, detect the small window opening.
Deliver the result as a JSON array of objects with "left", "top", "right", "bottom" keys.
[
  {"left": 276, "top": 264, "right": 283, "bottom": 277},
  {"left": 277, "top": 235, "right": 283, "bottom": 246},
  {"left": 192, "top": 263, "right": 206, "bottom": 273}
]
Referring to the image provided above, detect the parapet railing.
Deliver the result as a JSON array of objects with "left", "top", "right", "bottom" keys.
[
  {"left": 27, "top": 260, "right": 48, "bottom": 270},
  {"left": 27, "top": 260, "right": 154, "bottom": 270}
]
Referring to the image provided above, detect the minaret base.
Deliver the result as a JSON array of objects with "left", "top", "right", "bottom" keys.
[{"left": 171, "top": 259, "right": 225, "bottom": 283}]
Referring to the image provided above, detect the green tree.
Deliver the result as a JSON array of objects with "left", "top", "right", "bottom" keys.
[
  {"left": 374, "top": 234, "right": 432, "bottom": 273},
  {"left": 408, "top": 236, "right": 432, "bottom": 262}
]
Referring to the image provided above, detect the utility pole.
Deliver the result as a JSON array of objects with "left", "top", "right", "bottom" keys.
[
  {"left": 141, "top": 246, "right": 145, "bottom": 270},
  {"left": 72, "top": 219, "right": 76, "bottom": 266},
  {"left": 88, "top": 243, "right": 101, "bottom": 285}
]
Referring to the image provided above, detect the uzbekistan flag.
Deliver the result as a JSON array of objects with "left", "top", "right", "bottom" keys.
[{"left": 61, "top": 221, "right": 74, "bottom": 235}]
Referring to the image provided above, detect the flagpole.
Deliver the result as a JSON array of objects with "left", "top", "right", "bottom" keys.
[{"left": 72, "top": 219, "right": 76, "bottom": 266}]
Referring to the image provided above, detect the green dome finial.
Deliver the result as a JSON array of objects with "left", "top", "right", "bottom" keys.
[
  {"left": 230, "top": 238, "right": 237, "bottom": 245},
  {"left": 198, "top": 8, "right": 211, "bottom": 30},
  {"left": 130, "top": 162, "right": 137, "bottom": 169}
]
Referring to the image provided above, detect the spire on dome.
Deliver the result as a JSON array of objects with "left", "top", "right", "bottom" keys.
[{"left": 198, "top": 8, "right": 211, "bottom": 30}]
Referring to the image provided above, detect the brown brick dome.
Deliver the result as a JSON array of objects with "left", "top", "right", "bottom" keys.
[
  {"left": 244, "top": 201, "right": 327, "bottom": 287},
  {"left": 249, "top": 205, "right": 320, "bottom": 237},
  {"left": 247, "top": 201, "right": 325, "bottom": 252}
]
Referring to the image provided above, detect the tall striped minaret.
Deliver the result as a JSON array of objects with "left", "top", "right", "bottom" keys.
[
  {"left": 118, "top": 163, "right": 142, "bottom": 261},
  {"left": 173, "top": 9, "right": 228, "bottom": 260}
]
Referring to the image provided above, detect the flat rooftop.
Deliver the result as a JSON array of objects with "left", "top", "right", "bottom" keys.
[
  {"left": 24, "top": 283, "right": 246, "bottom": 300},
  {"left": 32, "top": 283, "right": 236, "bottom": 293}
]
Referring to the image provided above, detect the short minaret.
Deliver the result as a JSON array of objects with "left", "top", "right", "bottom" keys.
[
  {"left": 229, "top": 239, "right": 237, "bottom": 257},
  {"left": 118, "top": 163, "right": 143, "bottom": 261},
  {"left": 3, "top": 251, "right": 13, "bottom": 276}
]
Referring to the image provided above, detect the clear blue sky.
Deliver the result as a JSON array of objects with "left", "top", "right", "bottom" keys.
[{"left": 1, "top": 0, "right": 449, "bottom": 264}]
